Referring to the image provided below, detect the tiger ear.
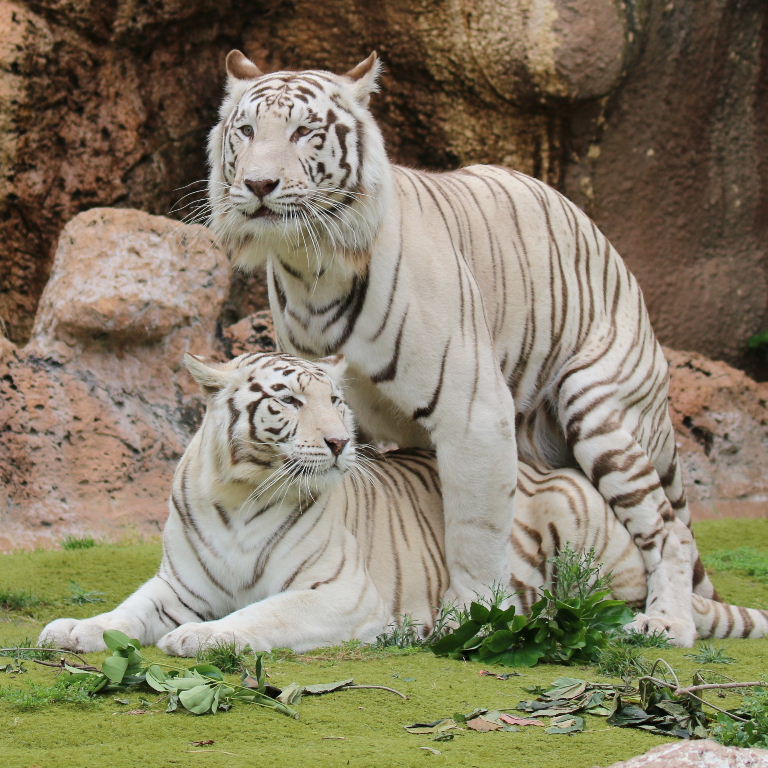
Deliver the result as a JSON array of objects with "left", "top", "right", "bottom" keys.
[
  {"left": 184, "top": 353, "right": 233, "bottom": 396},
  {"left": 226, "top": 49, "right": 264, "bottom": 81},
  {"left": 314, "top": 353, "right": 348, "bottom": 384},
  {"left": 344, "top": 52, "right": 381, "bottom": 106}
]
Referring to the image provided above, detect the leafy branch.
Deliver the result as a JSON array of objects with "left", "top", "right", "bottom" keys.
[
  {"left": 1, "top": 630, "right": 405, "bottom": 717},
  {"left": 431, "top": 547, "right": 633, "bottom": 667}
]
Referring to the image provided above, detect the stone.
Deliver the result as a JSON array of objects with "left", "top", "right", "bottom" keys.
[
  {"left": 666, "top": 348, "right": 768, "bottom": 519},
  {"left": 221, "top": 310, "right": 276, "bottom": 359},
  {"left": 31, "top": 208, "right": 228, "bottom": 348},
  {"left": 0, "top": 209, "right": 230, "bottom": 549},
  {"left": 598, "top": 739, "right": 768, "bottom": 768}
]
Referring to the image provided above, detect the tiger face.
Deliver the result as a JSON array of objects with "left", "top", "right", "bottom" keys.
[
  {"left": 184, "top": 351, "right": 356, "bottom": 494},
  {"left": 208, "top": 50, "right": 386, "bottom": 266}
]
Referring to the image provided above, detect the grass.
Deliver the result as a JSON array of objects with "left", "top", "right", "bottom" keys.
[
  {"left": 61, "top": 536, "right": 97, "bottom": 550},
  {"left": 0, "top": 519, "right": 765, "bottom": 768},
  {"left": 703, "top": 547, "right": 768, "bottom": 584},
  {"left": 0, "top": 589, "right": 45, "bottom": 613}
]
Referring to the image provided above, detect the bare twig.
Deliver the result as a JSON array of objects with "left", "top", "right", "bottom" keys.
[
  {"left": 675, "top": 681, "right": 768, "bottom": 696},
  {"left": 0, "top": 647, "right": 93, "bottom": 667},
  {"left": 342, "top": 684, "right": 408, "bottom": 699}
]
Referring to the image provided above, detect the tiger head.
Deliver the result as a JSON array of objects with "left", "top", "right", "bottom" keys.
[
  {"left": 207, "top": 50, "right": 388, "bottom": 270},
  {"left": 184, "top": 351, "right": 357, "bottom": 495}
]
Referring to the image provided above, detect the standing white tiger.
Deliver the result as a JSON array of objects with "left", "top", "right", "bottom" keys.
[{"left": 207, "top": 50, "right": 705, "bottom": 644}]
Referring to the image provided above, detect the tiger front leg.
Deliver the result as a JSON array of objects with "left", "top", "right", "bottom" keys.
[
  {"left": 38, "top": 576, "right": 202, "bottom": 652},
  {"left": 430, "top": 389, "right": 518, "bottom": 609},
  {"left": 157, "top": 579, "right": 389, "bottom": 656}
]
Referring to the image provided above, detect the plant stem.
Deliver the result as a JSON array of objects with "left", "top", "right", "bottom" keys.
[
  {"left": 675, "top": 681, "right": 767, "bottom": 696},
  {"left": 342, "top": 684, "right": 407, "bottom": 699}
]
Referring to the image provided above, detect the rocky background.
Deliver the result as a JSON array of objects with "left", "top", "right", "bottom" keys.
[{"left": 1, "top": 0, "right": 767, "bottom": 546}]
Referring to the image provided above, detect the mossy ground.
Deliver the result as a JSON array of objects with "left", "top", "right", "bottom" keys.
[{"left": 1, "top": 519, "right": 767, "bottom": 768}]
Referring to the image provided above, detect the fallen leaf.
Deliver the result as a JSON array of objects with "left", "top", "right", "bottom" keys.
[
  {"left": 546, "top": 715, "right": 585, "bottom": 734},
  {"left": 322, "top": 737, "right": 346, "bottom": 741},
  {"left": 404, "top": 719, "right": 459, "bottom": 735},
  {"left": 191, "top": 740, "right": 215, "bottom": 747},
  {"left": 498, "top": 714, "right": 545, "bottom": 727},
  {"left": 303, "top": 679, "right": 355, "bottom": 695},
  {"left": 479, "top": 670, "right": 520, "bottom": 680},
  {"left": 419, "top": 747, "right": 442, "bottom": 755},
  {"left": 466, "top": 717, "right": 502, "bottom": 732}
]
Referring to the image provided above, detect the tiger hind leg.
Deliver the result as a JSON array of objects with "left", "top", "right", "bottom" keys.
[{"left": 558, "top": 379, "right": 697, "bottom": 646}]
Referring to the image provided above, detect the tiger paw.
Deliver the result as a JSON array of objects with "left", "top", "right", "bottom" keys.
[
  {"left": 38, "top": 617, "right": 113, "bottom": 652},
  {"left": 624, "top": 612, "right": 697, "bottom": 648},
  {"left": 157, "top": 622, "right": 264, "bottom": 657}
]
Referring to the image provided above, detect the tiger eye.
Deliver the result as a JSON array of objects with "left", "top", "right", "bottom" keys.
[
  {"left": 291, "top": 126, "right": 311, "bottom": 142},
  {"left": 239, "top": 125, "right": 254, "bottom": 138}
]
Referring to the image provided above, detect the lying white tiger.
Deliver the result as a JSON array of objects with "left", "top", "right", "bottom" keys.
[
  {"left": 40, "top": 353, "right": 767, "bottom": 654},
  {"left": 208, "top": 50, "right": 705, "bottom": 643}
]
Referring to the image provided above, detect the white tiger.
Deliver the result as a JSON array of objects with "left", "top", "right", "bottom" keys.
[
  {"left": 39, "top": 353, "right": 767, "bottom": 654},
  {"left": 206, "top": 51, "right": 707, "bottom": 644}
]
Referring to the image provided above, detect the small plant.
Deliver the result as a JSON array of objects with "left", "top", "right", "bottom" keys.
[
  {"left": 685, "top": 642, "right": 737, "bottom": 665},
  {"left": 67, "top": 581, "right": 106, "bottom": 605},
  {"left": 196, "top": 640, "right": 253, "bottom": 674},
  {"left": 376, "top": 615, "right": 426, "bottom": 648},
  {"left": 714, "top": 687, "right": 768, "bottom": 748},
  {"left": 431, "top": 547, "right": 633, "bottom": 667},
  {"left": 616, "top": 628, "right": 671, "bottom": 648},
  {"left": 1, "top": 639, "right": 58, "bottom": 661},
  {"left": 61, "top": 536, "right": 97, "bottom": 550},
  {"left": 596, "top": 643, "right": 650, "bottom": 679},
  {"left": 0, "top": 589, "right": 44, "bottom": 613}
]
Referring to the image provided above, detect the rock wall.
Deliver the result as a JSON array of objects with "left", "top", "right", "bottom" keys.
[{"left": 1, "top": 1, "right": 766, "bottom": 371}]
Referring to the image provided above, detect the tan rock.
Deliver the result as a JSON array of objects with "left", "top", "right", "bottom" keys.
[
  {"left": 222, "top": 310, "right": 276, "bottom": 359},
  {"left": 0, "top": 209, "right": 230, "bottom": 549},
  {"left": 32, "top": 208, "right": 228, "bottom": 347},
  {"left": 598, "top": 739, "right": 768, "bottom": 768},
  {"left": 666, "top": 348, "right": 768, "bottom": 519}
]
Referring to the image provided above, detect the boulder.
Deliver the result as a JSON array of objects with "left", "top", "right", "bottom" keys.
[
  {"left": 667, "top": 348, "right": 768, "bottom": 519},
  {"left": 0, "top": 209, "right": 229, "bottom": 549},
  {"left": 598, "top": 739, "right": 768, "bottom": 768}
]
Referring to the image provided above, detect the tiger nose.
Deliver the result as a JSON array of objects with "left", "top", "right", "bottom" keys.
[
  {"left": 244, "top": 177, "right": 279, "bottom": 199},
  {"left": 325, "top": 437, "right": 349, "bottom": 457}
]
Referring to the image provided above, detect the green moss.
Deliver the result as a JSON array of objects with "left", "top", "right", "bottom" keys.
[{"left": 1, "top": 522, "right": 767, "bottom": 768}]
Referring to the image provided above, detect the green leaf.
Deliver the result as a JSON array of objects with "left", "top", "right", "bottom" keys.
[
  {"left": 468, "top": 602, "right": 490, "bottom": 623},
  {"left": 145, "top": 665, "right": 169, "bottom": 692},
  {"left": 103, "top": 630, "right": 140, "bottom": 653},
  {"left": 430, "top": 620, "right": 483, "bottom": 655},
  {"left": 277, "top": 682, "right": 303, "bottom": 706},
  {"left": 189, "top": 663, "right": 225, "bottom": 681},
  {"left": 483, "top": 630, "right": 517, "bottom": 653},
  {"left": 163, "top": 675, "right": 210, "bottom": 692},
  {"left": 102, "top": 655, "right": 129, "bottom": 683},
  {"left": 179, "top": 684, "right": 216, "bottom": 714}
]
